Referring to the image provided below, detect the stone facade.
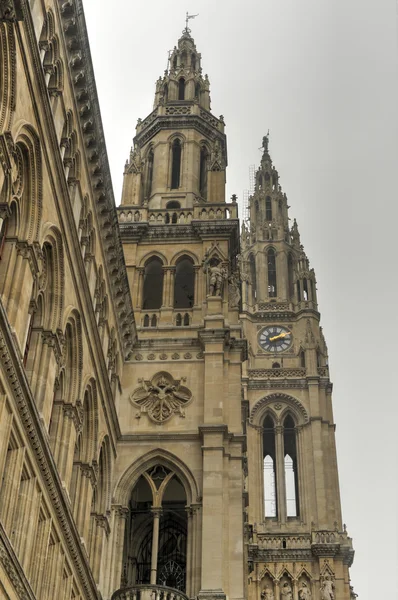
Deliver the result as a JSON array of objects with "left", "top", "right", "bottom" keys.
[{"left": 0, "top": 3, "right": 356, "bottom": 600}]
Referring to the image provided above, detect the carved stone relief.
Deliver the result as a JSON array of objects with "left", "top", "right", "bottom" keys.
[{"left": 130, "top": 371, "right": 193, "bottom": 423}]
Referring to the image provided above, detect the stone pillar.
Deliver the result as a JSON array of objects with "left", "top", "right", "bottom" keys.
[
  {"left": 194, "top": 265, "right": 201, "bottom": 306},
  {"left": 275, "top": 426, "right": 287, "bottom": 523},
  {"left": 105, "top": 506, "right": 128, "bottom": 599},
  {"left": 6, "top": 242, "right": 35, "bottom": 345},
  {"left": 51, "top": 401, "right": 80, "bottom": 488},
  {"left": 29, "top": 514, "right": 52, "bottom": 594},
  {"left": 136, "top": 267, "right": 144, "bottom": 309},
  {"left": 150, "top": 508, "right": 161, "bottom": 584}
]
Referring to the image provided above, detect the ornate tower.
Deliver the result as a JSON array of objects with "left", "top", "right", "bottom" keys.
[
  {"left": 240, "top": 136, "right": 355, "bottom": 599},
  {"left": 112, "top": 24, "right": 246, "bottom": 600}
]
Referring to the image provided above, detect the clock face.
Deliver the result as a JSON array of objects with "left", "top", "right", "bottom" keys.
[{"left": 258, "top": 326, "right": 293, "bottom": 353}]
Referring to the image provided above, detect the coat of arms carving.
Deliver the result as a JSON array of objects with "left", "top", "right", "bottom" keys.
[{"left": 130, "top": 371, "right": 193, "bottom": 424}]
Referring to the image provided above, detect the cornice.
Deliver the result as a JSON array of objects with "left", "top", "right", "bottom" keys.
[{"left": 0, "top": 301, "right": 99, "bottom": 600}]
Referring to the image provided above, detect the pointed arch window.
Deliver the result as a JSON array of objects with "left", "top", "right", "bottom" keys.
[
  {"left": 283, "top": 415, "right": 299, "bottom": 517},
  {"left": 178, "top": 78, "right": 185, "bottom": 100},
  {"left": 142, "top": 257, "right": 164, "bottom": 310},
  {"left": 267, "top": 249, "right": 277, "bottom": 297},
  {"left": 146, "top": 148, "right": 154, "bottom": 199},
  {"left": 303, "top": 278, "right": 308, "bottom": 301},
  {"left": 199, "top": 146, "right": 208, "bottom": 198},
  {"left": 174, "top": 257, "right": 194, "bottom": 309},
  {"left": 296, "top": 280, "right": 301, "bottom": 302},
  {"left": 163, "top": 84, "right": 168, "bottom": 103},
  {"left": 249, "top": 254, "right": 257, "bottom": 304},
  {"left": 263, "top": 416, "right": 277, "bottom": 518},
  {"left": 265, "top": 196, "right": 272, "bottom": 221},
  {"left": 287, "top": 254, "right": 294, "bottom": 298},
  {"left": 171, "top": 139, "right": 182, "bottom": 189}
]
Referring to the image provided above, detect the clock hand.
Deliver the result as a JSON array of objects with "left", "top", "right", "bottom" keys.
[{"left": 269, "top": 331, "right": 292, "bottom": 342}]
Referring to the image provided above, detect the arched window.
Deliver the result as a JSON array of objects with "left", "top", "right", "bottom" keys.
[
  {"left": 283, "top": 415, "right": 299, "bottom": 517},
  {"left": 174, "top": 257, "right": 194, "bottom": 308},
  {"left": 146, "top": 148, "right": 154, "bottom": 199},
  {"left": 303, "top": 278, "right": 308, "bottom": 301},
  {"left": 163, "top": 83, "right": 168, "bottom": 103},
  {"left": 263, "top": 415, "right": 277, "bottom": 518},
  {"left": 151, "top": 314, "right": 157, "bottom": 328},
  {"left": 287, "top": 254, "right": 294, "bottom": 298},
  {"left": 173, "top": 55, "right": 177, "bottom": 70},
  {"left": 195, "top": 82, "right": 201, "bottom": 98},
  {"left": 176, "top": 313, "right": 182, "bottom": 326},
  {"left": 183, "top": 313, "right": 190, "bottom": 326},
  {"left": 166, "top": 201, "right": 180, "bottom": 209},
  {"left": 300, "top": 350, "right": 306, "bottom": 368},
  {"left": 171, "top": 139, "right": 182, "bottom": 189},
  {"left": 143, "top": 314, "right": 149, "bottom": 327},
  {"left": 172, "top": 212, "right": 178, "bottom": 224},
  {"left": 0, "top": 217, "right": 8, "bottom": 259},
  {"left": 296, "top": 280, "right": 301, "bottom": 302},
  {"left": 265, "top": 196, "right": 272, "bottom": 220},
  {"left": 178, "top": 78, "right": 185, "bottom": 100},
  {"left": 142, "top": 257, "right": 164, "bottom": 310},
  {"left": 267, "top": 249, "right": 277, "bottom": 297},
  {"left": 199, "top": 146, "right": 208, "bottom": 198},
  {"left": 191, "top": 53, "right": 196, "bottom": 69},
  {"left": 272, "top": 362, "right": 280, "bottom": 369},
  {"left": 249, "top": 254, "right": 257, "bottom": 304}
]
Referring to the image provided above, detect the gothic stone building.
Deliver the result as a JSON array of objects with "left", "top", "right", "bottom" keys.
[{"left": 0, "top": 2, "right": 356, "bottom": 600}]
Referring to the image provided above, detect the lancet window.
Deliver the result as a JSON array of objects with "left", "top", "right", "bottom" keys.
[
  {"left": 265, "top": 196, "right": 272, "bottom": 220},
  {"left": 178, "top": 78, "right": 185, "bottom": 100},
  {"left": 261, "top": 413, "right": 300, "bottom": 520},
  {"left": 267, "top": 249, "right": 277, "bottom": 297},
  {"left": 171, "top": 139, "right": 182, "bottom": 189},
  {"left": 142, "top": 257, "right": 164, "bottom": 310},
  {"left": 174, "top": 256, "right": 195, "bottom": 309},
  {"left": 199, "top": 146, "right": 208, "bottom": 198},
  {"left": 146, "top": 148, "right": 154, "bottom": 199},
  {"left": 122, "top": 466, "right": 188, "bottom": 592},
  {"left": 249, "top": 254, "right": 257, "bottom": 304}
]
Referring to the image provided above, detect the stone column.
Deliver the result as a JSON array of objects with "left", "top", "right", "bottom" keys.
[
  {"left": 6, "top": 242, "right": 35, "bottom": 344},
  {"left": 104, "top": 506, "right": 128, "bottom": 599},
  {"left": 150, "top": 508, "right": 161, "bottom": 584},
  {"left": 136, "top": 267, "right": 144, "bottom": 309},
  {"left": 194, "top": 265, "right": 201, "bottom": 306},
  {"left": 275, "top": 426, "right": 287, "bottom": 523}
]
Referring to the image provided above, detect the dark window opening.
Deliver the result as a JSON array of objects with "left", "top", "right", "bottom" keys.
[
  {"left": 165, "top": 213, "right": 170, "bottom": 224},
  {"left": 183, "top": 313, "right": 190, "bottom": 326},
  {"left": 0, "top": 218, "right": 8, "bottom": 259},
  {"left": 163, "top": 84, "right": 168, "bottom": 103},
  {"left": 195, "top": 82, "right": 201, "bottom": 98},
  {"left": 287, "top": 254, "right": 294, "bottom": 298},
  {"left": 266, "top": 196, "right": 272, "bottom": 221},
  {"left": 172, "top": 212, "right": 178, "bottom": 224},
  {"left": 263, "top": 415, "right": 277, "bottom": 517},
  {"left": 174, "top": 257, "right": 194, "bottom": 308},
  {"left": 199, "top": 147, "right": 208, "bottom": 198},
  {"left": 272, "top": 362, "right": 280, "bottom": 369},
  {"left": 146, "top": 149, "right": 154, "bottom": 199},
  {"left": 284, "top": 415, "right": 299, "bottom": 517},
  {"left": 296, "top": 281, "right": 301, "bottom": 302},
  {"left": 191, "top": 53, "right": 196, "bottom": 69},
  {"left": 151, "top": 314, "right": 157, "bottom": 328},
  {"left": 166, "top": 201, "right": 180, "bottom": 209},
  {"left": 249, "top": 254, "right": 257, "bottom": 304},
  {"left": 171, "top": 139, "right": 182, "bottom": 189},
  {"left": 178, "top": 78, "right": 185, "bottom": 100},
  {"left": 267, "top": 249, "right": 277, "bottom": 298},
  {"left": 176, "top": 313, "right": 182, "bottom": 326},
  {"left": 300, "top": 351, "right": 305, "bottom": 368},
  {"left": 282, "top": 539, "right": 287, "bottom": 549},
  {"left": 143, "top": 314, "right": 149, "bottom": 327},
  {"left": 173, "top": 55, "right": 177, "bottom": 70},
  {"left": 142, "top": 257, "right": 164, "bottom": 310},
  {"left": 317, "top": 351, "right": 321, "bottom": 368},
  {"left": 23, "top": 312, "right": 34, "bottom": 367}
]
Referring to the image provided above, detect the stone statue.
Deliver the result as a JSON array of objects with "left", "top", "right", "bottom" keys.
[
  {"left": 261, "top": 585, "right": 274, "bottom": 600},
  {"left": 241, "top": 222, "right": 249, "bottom": 247},
  {"left": 320, "top": 576, "right": 335, "bottom": 600},
  {"left": 262, "top": 134, "right": 269, "bottom": 153},
  {"left": 208, "top": 262, "right": 226, "bottom": 296},
  {"left": 298, "top": 581, "right": 311, "bottom": 600},
  {"left": 228, "top": 272, "right": 241, "bottom": 308},
  {"left": 280, "top": 582, "right": 293, "bottom": 599}
]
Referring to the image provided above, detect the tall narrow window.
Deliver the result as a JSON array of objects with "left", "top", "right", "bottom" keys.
[
  {"left": 191, "top": 53, "right": 196, "bottom": 69},
  {"left": 303, "top": 278, "right": 308, "bottom": 301},
  {"left": 265, "top": 196, "right": 272, "bottom": 220},
  {"left": 296, "top": 280, "right": 301, "bottom": 302},
  {"left": 142, "top": 257, "right": 164, "bottom": 310},
  {"left": 163, "top": 84, "right": 168, "bottom": 103},
  {"left": 300, "top": 350, "right": 306, "bottom": 368},
  {"left": 283, "top": 415, "right": 299, "bottom": 517},
  {"left": 249, "top": 254, "right": 257, "bottom": 304},
  {"left": 195, "top": 82, "right": 201, "bottom": 99},
  {"left": 171, "top": 139, "right": 182, "bottom": 189},
  {"left": 146, "top": 149, "right": 154, "bottom": 199},
  {"left": 287, "top": 254, "right": 294, "bottom": 298},
  {"left": 178, "top": 78, "right": 185, "bottom": 100},
  {"left": 199, "top": 146, "right": 208, "bottom": 198},
  {"left": 263, "top": 416, "right": 277, "bottom": 518},
  {"left": 267, "top": 249, "right": 277, "bottom": 297},
  {"left": 174, "top": 257, "right": 194, "bottom": 308},
  {"left": 0, "top": 217, "right": 8, "bottom": 259}
]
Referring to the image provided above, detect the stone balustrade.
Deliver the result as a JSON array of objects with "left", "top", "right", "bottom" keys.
[
  {"left": 118, "top": 203, "right": 238, "bottom": 225},
  {"left": 111, "top": 584, "right": 189, "bottom": 600}
]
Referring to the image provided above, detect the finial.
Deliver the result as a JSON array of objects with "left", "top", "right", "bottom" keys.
[{"left": 184, "top": 11, "right": 199, "bottom": 34}]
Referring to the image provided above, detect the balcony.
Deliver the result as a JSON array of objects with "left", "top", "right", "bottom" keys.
[{"left": 111, "top": 584, "right": 189, "bottom": 600}]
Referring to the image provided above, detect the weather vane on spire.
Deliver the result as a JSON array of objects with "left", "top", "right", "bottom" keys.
[{"left": 184, "top": 12, "right": 199, "bottom": 34}]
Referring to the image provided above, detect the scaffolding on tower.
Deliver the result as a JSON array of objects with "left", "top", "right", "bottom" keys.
[{"left": 242, "top": 164, "right": 256, "bottom": 223}]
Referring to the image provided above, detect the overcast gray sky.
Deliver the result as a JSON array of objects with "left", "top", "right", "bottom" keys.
[{"left": 83, "top": 1, "right": 398, "bottom": 597}]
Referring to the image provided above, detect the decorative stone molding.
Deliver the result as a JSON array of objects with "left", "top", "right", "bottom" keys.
[
  {"left": 130, "top": 371, "right": 193, "bottom": 424},
  {"left": 0, "top": 522, "right": 36, "bottom": 600},
  {"left": 250, "top": 393, "right": 309, "bottom": 425}
]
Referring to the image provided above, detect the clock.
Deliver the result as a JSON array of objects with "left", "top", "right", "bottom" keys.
[{"left": 258, "top": 325, "right": 293, "bottom": 353}]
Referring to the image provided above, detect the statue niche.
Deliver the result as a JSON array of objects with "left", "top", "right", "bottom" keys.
[
  {"left": 130, "top": 371, "right": 193, "bottom": 424},
  {"left": 202, "top": 253, "right": 227, "bottom": 297}
]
